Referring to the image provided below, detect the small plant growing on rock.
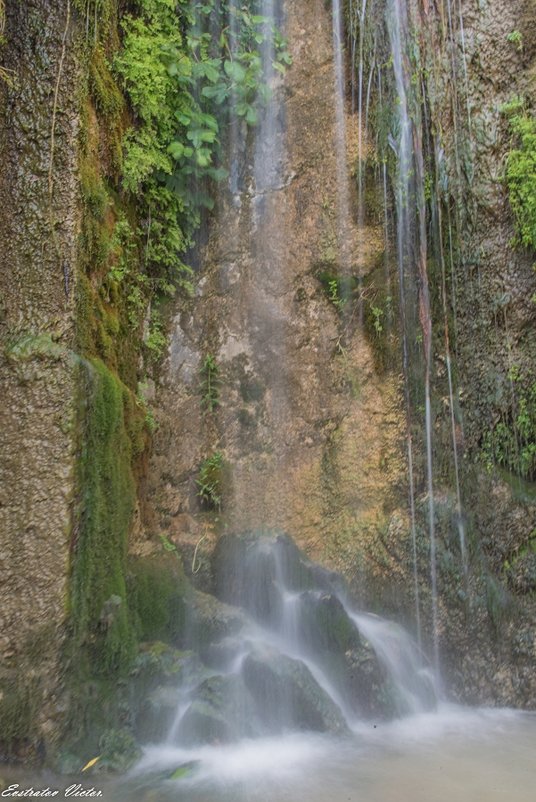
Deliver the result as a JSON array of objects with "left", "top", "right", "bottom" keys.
[
  {"left": 501, "top": 97, "right": 536, "bottom": 252},
  {"left": 370, "top": 304, "right": 384, "bottom": 335},
  {"left": 506, "top": 30, "right": 523, "bottom": 51},
  {"left": 200, "top": 353, "right": 220, "bottom": 412},
  {"left": 197, "top": 452, "right": 225, "bottom": 509}
]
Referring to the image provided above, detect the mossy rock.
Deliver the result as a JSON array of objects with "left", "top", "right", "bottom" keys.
[
  {"left": 0, "top": 674, "right": 40, "bottom": 758},
  {"left": 98, "top": 728, "right": 141, "bottom": 773},
  {"left": 130, "top": 644, "right": 203, "bottom": 696},
  {"left": 134, "top": 685, "right": 183, "bottom": 743},
  {"left": 127, "top": 555, "right": 189, "bottom": 646}
]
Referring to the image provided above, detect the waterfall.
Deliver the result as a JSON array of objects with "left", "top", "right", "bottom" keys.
[
  {"left": 331, "top": 0, "right": 358, "bottom": 307},
  {"left": 385, "top": 0, "right": 440, "bottom": 664},
  {"left": 165, "top": 533, "right": 438, "bottom": 749}
]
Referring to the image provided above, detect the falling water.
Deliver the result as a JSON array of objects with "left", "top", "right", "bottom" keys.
[
  {"left": 106, "top": 536, "right": 536, "bottom": 802},
  {"left": 433, "top": 142, "right": 469, "bottom": 578},
  {"left": 225, "top": 0, "right": 291, "bottom": 524},
  {"left": 331, "top": 0, "right": 355, "bottom": 293},
  {"left": 346, "top": 611, "right": 439, "bottom": 714},
  {"left": 227, "top": 0, "right": 243, "bottom": 199},
  {"left": 386, "top": 0, "right": 439, "bottom": 657},
  {"left": 253, "top": 0, "right": 284, "bottom": 194},
  {"left": 355, "top": 0, "right": 368, "bottom": 232},
  {"left": 168, "top": 533, "right": 439, "bottom": 748}
]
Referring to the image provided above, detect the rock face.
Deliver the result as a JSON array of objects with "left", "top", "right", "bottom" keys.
[
  {"left": 146, "top": 0, "right": 407, "bottom": 596},
  {"left": 0, "top": 0, "right": 80, "bottom": 756},
  {"left": 0, "top": 0, "right": 535, "bottom": 764},
  {"left": 146, "top": 0, "right": 536, "bottom": 711},
  {"left": 351, "top": 0, "right": 536, "bottom": 706},
  {"left": 414, "top": 0, "right": 536, "bottom": 707}
]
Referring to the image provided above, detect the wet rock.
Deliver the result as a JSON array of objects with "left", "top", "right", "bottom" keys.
[
  {"left": 187, "top": 590, "right": 248, "bottom": 655},
  {"left": 242, "top": 645, "right": 349, "bottom": 735},
  {"left": 135, "top": 686, "right": 184, "bottom": 743},
  {"left": 213, "top": 532, "right": 323, "bottom": 625},
  {"left": 130, "top": 645, "right": 205, "bottom": 742},
  {"left": 293, "top": 591, "right": 392, "bottom": 718},
  {"left": 507, "top": 553, "right": 536, "bottom": 595},
  {"left": 178, "top": 674, "right": 258, "bottom": 745}
]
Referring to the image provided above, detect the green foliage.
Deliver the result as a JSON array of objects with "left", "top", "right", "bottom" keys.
[
  {"left": 502, "top": 100, "right": 536, "bottom": 251},
  {"left": 482, "top": 373, "right": 536, "bottom": 481},
  {"left": 145, "top": 310, "right": 168, "bottom": 363},
  {"left": 71, "top": 358, "right": 139, "bottom": 676},
  {"left": 200, "top": 353, "right": 220, "bottom": 411},
  {"left": 318, "top": 272, "right": 357, "bottom": 310},
  {"left": 127, "top": 555, "right": 187, "bottom": 643},
  {"left": 197, "top": 451, "right": 225, "bottom": 509},
  {"left": 370, "top": 304, "right": 384, "bottom": 335},
  {"left": 115, "top": 0, "right": 290, "bottom": 288},
  {"left": 327, "top": 278, "right": 346, "bottom": 310},
  {"left": 506, "top": 30, "right": 523, "bottom": 51}
]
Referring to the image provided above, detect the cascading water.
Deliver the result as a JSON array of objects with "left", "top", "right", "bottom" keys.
[
  {"left": 385, "top": 0, "right": 441, "bottom": 664},
  {"left": 110, "top": 534, "right": 536, "bottom": 801},
  {"left": 99, "top": 0, "right": 536, "bottom": 798},
  {"left": 133, "top": 534, "right": 438, "bottom": 765}
]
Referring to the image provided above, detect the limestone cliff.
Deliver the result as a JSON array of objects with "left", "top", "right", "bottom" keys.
[{"left": 0, "top": 0, "right": 79, "bottom": 757}]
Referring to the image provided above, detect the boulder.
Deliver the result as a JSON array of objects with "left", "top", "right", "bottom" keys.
[
  {"left": 177, "top": 674, "right": 258, "bottom": 745},
  {"left": 242, "top": 645, "right": 349, "bottom": 735}
]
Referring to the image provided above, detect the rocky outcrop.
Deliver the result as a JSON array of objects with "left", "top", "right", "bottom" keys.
[
  {"left": 145, "top": 0, "right": 407, "bottom": 580},
  {"left": 0, "top": 0, "right": 80, "bottom": 758},
  {"left": 415, "top": 0, "right": 536, "bottom": 707}
]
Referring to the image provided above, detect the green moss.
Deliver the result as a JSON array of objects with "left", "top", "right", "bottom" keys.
[
  {"left": 80, "top": 161, "right": 109, "bottom": 220},
  {"left": 71, "top": 358, "right": 138, "bottom": 676},
  {"left": 127, "top": 555, "right": 189, "bottom": 644},
  {"left": 98, "top": 728, "right": 140, "bottom": 772},
  {"left": 0, "top": 676, "right": 40, "bottom": 756},
  {"left": 502, "top": 100, "right": 536, "bottom": 251},
  {"left": 89, "top": 44, "right": 125, "bottom": 170},
  {"left": 482, "top": 375, "right": 536, "bottom": 481}
]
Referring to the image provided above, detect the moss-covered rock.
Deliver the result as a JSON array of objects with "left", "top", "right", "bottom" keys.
[
  {"left": 70, "top": 358, "right": 139, "bottom": 677},
  {"left": 0, "top": 674, "right": 41, "bottom": 760},
  {"left": 187, "top": 590, "right": 248, "bottom": 656},
  {"left": 127, "top": 555, "right": 189, "bottom": 645}
]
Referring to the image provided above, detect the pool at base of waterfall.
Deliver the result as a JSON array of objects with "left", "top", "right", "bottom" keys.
[{"left": 105, "top": 705, "right": 536, "bottom": 801}]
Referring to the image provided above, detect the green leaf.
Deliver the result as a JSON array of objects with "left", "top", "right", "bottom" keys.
[
  {"left": 176, "top": 112, "right": 192, "bottom": 126},
  {"left": 224, "top": 59, "right": 247, "bottom": 83},
  {"left": 245, "top": 106, "right": 258, "bottom": 125},
  {"left": 195, "top": 150, "right": 211, "bottom": 167},
  {"left": 168, "top": 141, "right": 185, "bottom": 159}
]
